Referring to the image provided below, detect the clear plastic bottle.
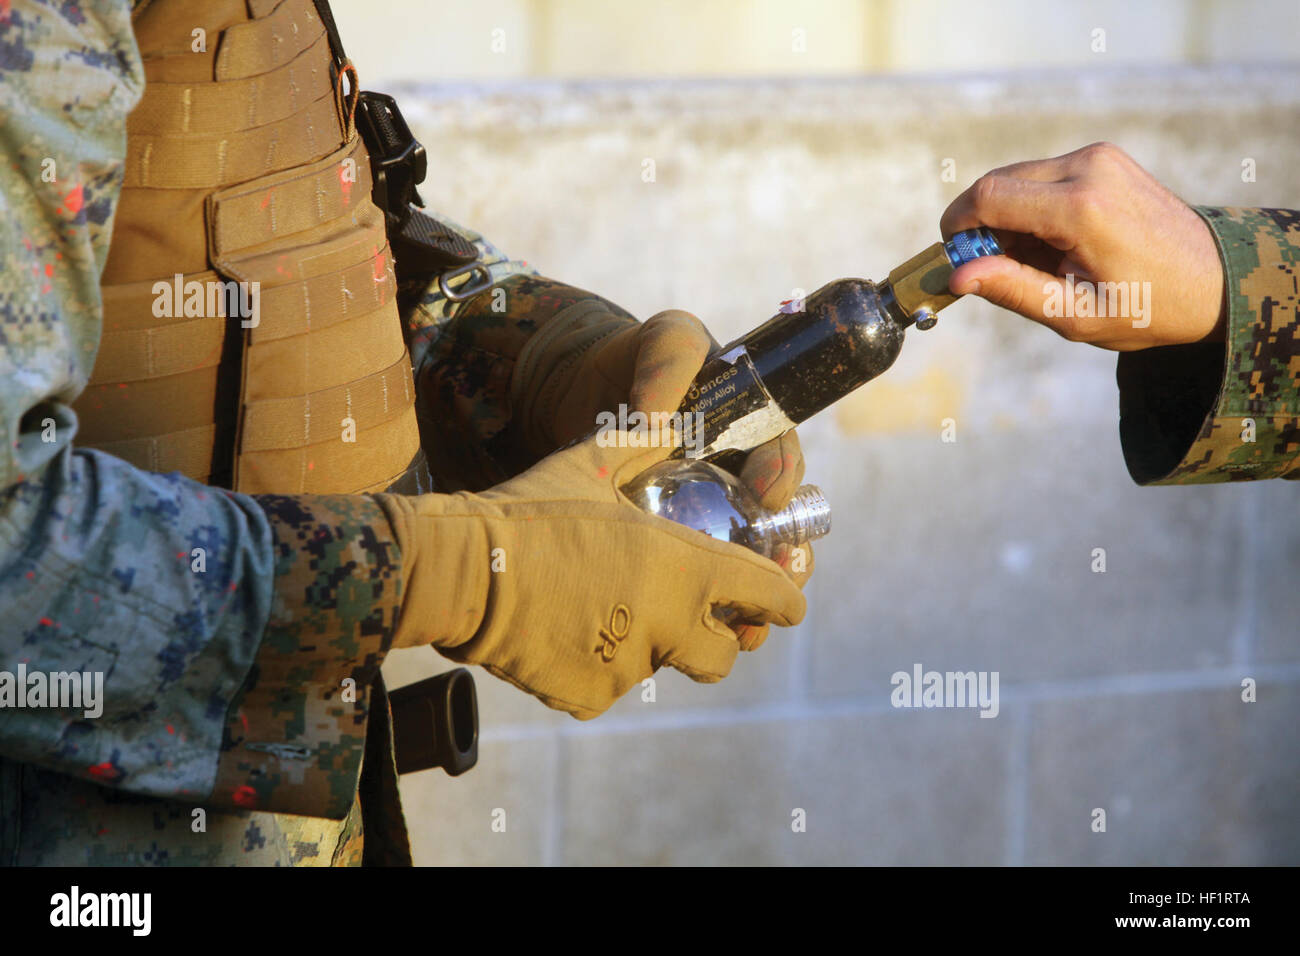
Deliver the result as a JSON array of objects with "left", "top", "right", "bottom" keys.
[{"left": 622, "top": 459, "right": 831, "bottom": 559}]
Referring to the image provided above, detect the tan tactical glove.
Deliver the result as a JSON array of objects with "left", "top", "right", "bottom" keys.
[
  {"left": 512, "top": 303, "right": 813, "bottom": 652},
  {"left": 375, "top": 435, "right": 807, "bottom": 719},
  {"left": 513, "top": 303, "right": 804, "bottom": 492},
  {"left": 515, "top": 305, "right": 809, "bottom": 498}
]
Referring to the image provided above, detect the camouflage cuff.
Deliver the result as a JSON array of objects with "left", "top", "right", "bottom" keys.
[
  {"left": 401, "top": 208, "right": 538, "bottom": 357},
  {"left": 408, "top": 274, "right": 637, "bottom": 490},
  {"left": 210, "top": 494, "right": 403, "bottom": 819},
  {"left": 1118, "top": 207, "right": 1300, "bottom": 484}
]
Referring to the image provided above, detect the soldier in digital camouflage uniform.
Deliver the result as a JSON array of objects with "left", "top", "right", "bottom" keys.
[
  {"left": 0, "top": 0, "right": 811, "bottom": 866},
  {"left": 1, "top": 5, "right": 1295, "bottom": 868},
  {"left": 938, "top": 143, "right": 1299, "bottom": 483}
]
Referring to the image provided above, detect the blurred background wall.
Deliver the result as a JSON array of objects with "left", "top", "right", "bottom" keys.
[{"left": 340, "top": 0, "right": 1300, "bottom": 864}]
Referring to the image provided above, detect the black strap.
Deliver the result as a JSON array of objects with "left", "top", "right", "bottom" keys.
[
  {"left": 311, "top": 0, "right": 479, "bottom": 284},
  {"left": 312, "top": 0, "right": 350, "bottom": 76}
]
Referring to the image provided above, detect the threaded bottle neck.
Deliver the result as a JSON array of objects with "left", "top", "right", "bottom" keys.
[{"left": 756, "top": 484, "right": 832, "bottom": 546}]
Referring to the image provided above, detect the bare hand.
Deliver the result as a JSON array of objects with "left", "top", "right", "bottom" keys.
[{"left": 940, "top": 142, "right": 1226, "bottom": 351}]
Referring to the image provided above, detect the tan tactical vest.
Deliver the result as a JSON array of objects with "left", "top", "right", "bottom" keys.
[
  {"left": 77, "top": 0, "right": 423, "bottom": 497},
  {"left": 73, "top": 0, "right": 424, "bottom": 864}
]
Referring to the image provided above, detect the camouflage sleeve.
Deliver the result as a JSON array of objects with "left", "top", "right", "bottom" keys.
[
  {"left": 402, "top": 228, "right": 638, "bottom": 490},
  {"left": 209, "top": 494, "right": 402, "bottom": 819},
  {"left": 1118, "top": 207, "right": 1300, "bottom": 484},
  {"left": 0, "top": 0, "right": 403, "bottom": 821}
]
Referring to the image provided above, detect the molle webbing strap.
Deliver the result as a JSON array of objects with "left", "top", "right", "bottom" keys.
[
  {"left": 132, "top": 0, "right": 248, "bottom": 83},
  {"left": 130, "top": 30, "right": 333, "bottom": 136},
  {"left": 216, "top": 0, "right": 326, "bottom": 81},
  {"left": 124, "top": 90, "right": 342, "bottom": 189},
  {"left": 75, "top": 364, "right": 228, "bottom": 455},
  {"left": 240, "top": 352, "right": 414, "bottom": 453},
  {"left": 206, "top": 136, "right": 374, "bottom": 256},
  {"left": 93, "top": 237, "right": 395, "bottom": 376},
  {"left": 237, "top": 405, "right": 422, "bottom": 494},
  {"left": 92, "top": 424, "right": 220, "bottom": 481},
  {"left": 241, "top": 302, "right": 404, "bottom": 402},
  {"left": 250, "top": 244, "right": 396, "bottom": 344},
  {"left": 141, "top": 0, "right": 324, "bottom": 84},
  {"left": 356, "top": 457, "right": 423, "bottom": 494},
  {"left": 91, "top": 311, "right": 227, "bottom": 383},
  {"left": 101, "top": 270, "right": 222, "bottom": 331}
]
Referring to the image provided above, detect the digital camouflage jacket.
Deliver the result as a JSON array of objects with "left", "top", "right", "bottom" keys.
[
  {"left": 0, "top": 1, "right": 1296, "bottom": 865},
  {"left": 1119, "top": 207, "right": 1300, "bottom": 483},
  {"left": 0, "top": 0, "right": 617, "bottom": 866}
]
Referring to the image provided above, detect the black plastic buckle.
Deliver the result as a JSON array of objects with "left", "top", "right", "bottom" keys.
[
  {"left": 355, "top": 91, "right": 480, "bottom": 280},
  {"left": 354, "top": 91, "right": 425, "bottom": 222}
]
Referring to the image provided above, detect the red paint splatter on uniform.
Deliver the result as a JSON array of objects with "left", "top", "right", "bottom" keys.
[
  {"left": 597, "top": 466, "right": 608, "bottom": 477},
  {"left": 39, "top": 616, "right": 54, "bottom": 628},
  {"left": 44, "top": 262, "right": 54, "bottom": 278},
  {"left": 228, "top": 581, "right": 237, "bottom": 592},
  {"left": 63, "top": 185, "right": 83, "bottom": 215},
  {"left": 166, "top": 724, "right": 175, "bottom": 735},
  {"left": 231, "top": 786, "right": 258, "bottom": 808},
  {"left": 41, "top": 283, "right": 51, "bottom": 294},
  {"left": 307, "top": 460, "right": 315, "bottom": 471},
  {"left": 259, "top": 190, "right": 272, "bottom": 210},
  {"left": 371, "top": 248, "right": 386, "bottom": 283},
  {"left": 25, "top": 571, "right": 33, "bottom": 580},
  {"left": 240, "top": 712, "right": 248, "bottom": 734},
  {"left": 176, "top": 551, "right": 186, "bottom": 560},
  {"left": 339, "top": 164, "right": 353, "bottom": 205},
  {"left": 87, "top": 762, "right": 117, "bottom": 780}
]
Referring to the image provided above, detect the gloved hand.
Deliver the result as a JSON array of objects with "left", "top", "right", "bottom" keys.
[
  {"left": 512, "top": 303, "right": 813, "bottom": 651},
  {"left": 375, "top": 434, "right": 807, "bottom": 719},
  {"left": 514, "top": 304, "right": 811, "bottom": 498}
]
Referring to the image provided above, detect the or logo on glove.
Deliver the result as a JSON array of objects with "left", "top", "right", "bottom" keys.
[{"left": 595, "top": 603, "right": 632, "bottom": 662}]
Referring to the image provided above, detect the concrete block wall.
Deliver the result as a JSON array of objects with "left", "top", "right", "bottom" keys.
[
  {"left": 333, "top": 0, "right": 1300, "bottom": 84},
  {"left": 378, "top": 65, "right": 1300, "bottom": 864}
]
